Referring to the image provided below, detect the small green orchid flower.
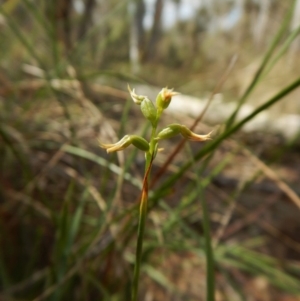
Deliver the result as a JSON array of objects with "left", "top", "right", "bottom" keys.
[
  {"left": 156, "top": 87, "right": 180, "bottom": 111},
  {"left": 128, "top": 85, "right": 147, "bottom": 105},
  {"left": 99, "top": 135, "right": 149, "bottom": 153},
  {"left": 155, "top": 123, "right": 212, "bottom": 142}
]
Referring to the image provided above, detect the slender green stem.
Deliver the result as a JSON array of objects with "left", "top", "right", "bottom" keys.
[
  {"left": 131, "top": 184, "right": 149, "bottom": 301},
  {"left": 132, "top": 122, "right": 157, "bottom": 301}
]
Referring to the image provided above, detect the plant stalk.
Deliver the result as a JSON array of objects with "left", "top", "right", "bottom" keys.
[{"left": 131, "top": 124, "right": 157, "bottom": 301}]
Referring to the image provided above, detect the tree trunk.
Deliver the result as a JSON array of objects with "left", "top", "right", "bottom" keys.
[
  {"left": 144, "top": 0, "right": 163, "bottom": 61},
  {"left": 46, "top": 0, "right": 73, "bottom": 52},
  {"left": 252, "top": 0, "right": 271, "bottom": 48},
  {"left": 77, "top": 0, "right": 96, "bottom": 40},
  {"left": 57, "top": 0, "right": 73, "bottom": 52}
]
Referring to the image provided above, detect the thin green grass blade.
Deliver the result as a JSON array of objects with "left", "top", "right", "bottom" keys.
[
  {"left": 195, "top": 178, "right": 215, "bottom": 301},
  {"left": 22, "top": 0, "right": 53, "bottom": 38},
  {"left": 159, "top": 202, "right": 204, "bottom": 245},
  {"left": 0, "top": 6, "right": 43, "bottom": 67},
  {"left": 143, "top": 264, "right": 177, "bottom": 293},
  {"left": 24, "top": 229, "right": 44, "bottom": 279},
  {"left": 235, "top": 248, "right": 300, "bottom": 294},
  {"left": 70, "top": 1, "right": 129, "bottom": 63},
  {"left": 0, "top": 124, "right": 30, "bottom": 178},
  {"left": 22, "top": 0, "right": 67, "bottom": 75},
  {"left": 151, "top": 75, "right": 300, "bottom": 204},
  {"left": 84, "top": 271, "right": 111, "bottom": 300},
  {"left": 226, "top": 0, "right": 297, "bottom": 129},
  {"left": 62, "top": 145, "right": 142, "bottom": 188},
  {"left": 219, "top": 243, "right": 300, "bottom": 294},
  {"left": 1, "top": 6, "right": 78, "bottom": 141},
  {"left": 50, "top": 180, "right": 77, "bottom": 301},
  {"left": 219, "top": 267, "right": 247, "bottom": 301},
  {"left": 263, "top": 24, "right": 300, "bottom": 77},
  {"left": 182, "top": 140, "right": 215, "bottom": 301},
  {"left": 0, "top": 247, "right": 11, "bottom": 290},
  {"left": 68, "top": 189, "right": 88, "bottom": 248}
]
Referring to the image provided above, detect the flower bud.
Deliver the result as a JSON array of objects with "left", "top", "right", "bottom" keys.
[
  {"left": 141, "top": 97, "right": 157, "bottom": 126},
  {"left": 156, "top": 88, "right": 180, "bottom": 111},
  {"left": 155, "top": 124, "right": 181, "bottom": 140},
  {"left": 155, "top": 124, "right": 212, "bottom": 142},
  {"left": 128, "top": 85, "right": 147, "bottom": 105},
  {"left": 99, "top": 135, "right": 149, "bottom": 153},
  {"left": 130, "top": 135, "right": 150, "bottom": 151}
]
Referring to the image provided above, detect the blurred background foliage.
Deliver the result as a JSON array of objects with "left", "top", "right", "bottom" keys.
[{"left": 1, "top": 0, "right": 300, "bottom": 300}]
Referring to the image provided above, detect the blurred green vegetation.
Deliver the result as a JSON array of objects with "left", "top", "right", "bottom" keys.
[{"left": 1, "top": 0, "right": 300, "bottom": 300}]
